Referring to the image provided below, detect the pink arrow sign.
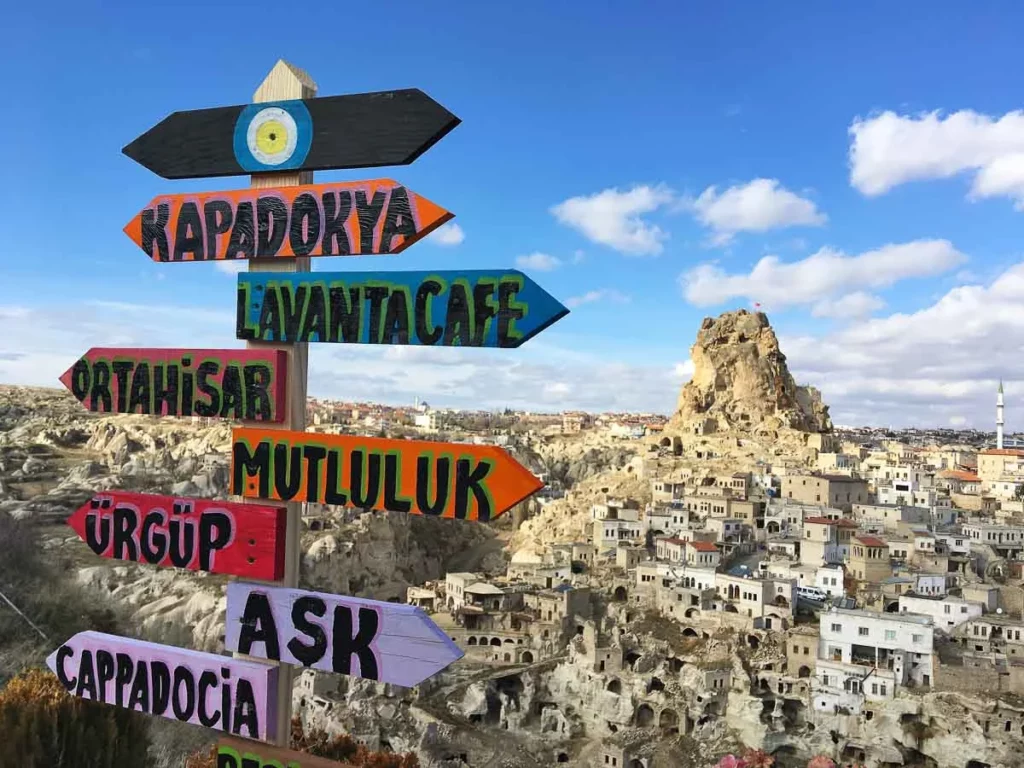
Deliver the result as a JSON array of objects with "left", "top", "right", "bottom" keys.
[
  {"left": 47, "top": 631, "right": 278, "bottom": 742},
  {"left": 225, "top": 583, "right": 463, "bottom": 687}
]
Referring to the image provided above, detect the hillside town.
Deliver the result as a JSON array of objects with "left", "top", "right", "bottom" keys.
[
  {"left": 3, "top": 310, "right": 1024, "bottom": 767},
  {"left": 291, "top": 311, "right": 1024, "bottom": 767}
]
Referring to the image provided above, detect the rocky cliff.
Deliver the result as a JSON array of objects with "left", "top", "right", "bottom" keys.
[{"left": 668, "top": 310, "right": 831, "bottom": 438}]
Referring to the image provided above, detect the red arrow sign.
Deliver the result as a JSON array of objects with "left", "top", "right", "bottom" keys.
[
  {"left": 68, "top": 491, "right": 287, "bottom": 580},
  {"left": 59, "top": 348, "right": 288, "bottom": 422},
  {"left": 124, "top": 180, "right": 454, "bottom": 262}
]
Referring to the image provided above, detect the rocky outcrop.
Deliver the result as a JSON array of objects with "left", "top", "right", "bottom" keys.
[{"left": 668, "top": 310, "right": 830, "bottom": 437}]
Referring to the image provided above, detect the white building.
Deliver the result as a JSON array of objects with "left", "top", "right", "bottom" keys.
[
  {"left": 961, "top": 522, "right": 1024, "bottom": 549},
  {"left": 815, "top": 564, "right": 845, "bottom": 598},
  {"left": 654, "top": 537, "right": 686, "bottom": 563},
  {"left": 414, "top": 410, "right": 445, "bottom": 432},
  {"left": 445, "top": 572, "right": 482, "bottom": 611},
  {"left": 934, "top": 532, "right": 971, "bottom": 556},
  {"left": 703, "top": 516, "right": 745, "bottom": 542},
  {"left": 686, "top": 540, "right": 721, "bottom": 569},
  {"left": 593, "top": 518, "right": 644, "bottom": 549},
  {"left": 897, "top": 594, "right": 983, "bottom": 632},
  {"left": 816, "top": 607, "right": 935, "bottom": 697},
  {"left": 591, "top": 503, "right": 640, "bottom": 522}
]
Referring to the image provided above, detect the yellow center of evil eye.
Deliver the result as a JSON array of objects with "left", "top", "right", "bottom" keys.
[{"left": 255, "top": 120, "right": 289, "bottom": 156}]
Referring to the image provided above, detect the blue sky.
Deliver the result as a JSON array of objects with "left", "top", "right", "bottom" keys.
[{"left": 3, "top": 2, "right": 1024, "bottom": 428}]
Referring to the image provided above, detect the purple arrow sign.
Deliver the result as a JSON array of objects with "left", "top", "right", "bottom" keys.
[
  {"left": 225, "top": 583, "right": 463, "bottom": 687},
  {"left": 47, "top": 631, "right": 278, "bottom": 742}
]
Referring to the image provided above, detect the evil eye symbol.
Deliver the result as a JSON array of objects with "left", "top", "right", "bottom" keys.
[{"left": 233, "top": 100, "right": 313, "bottom": 173}]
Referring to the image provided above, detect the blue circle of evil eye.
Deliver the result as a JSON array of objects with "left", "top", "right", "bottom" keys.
[{"left": 233, "top": 100, "right": 313, "bottom": 173}]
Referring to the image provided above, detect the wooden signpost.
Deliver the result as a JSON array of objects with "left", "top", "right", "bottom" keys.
[
  {"left": 231, "top": 427, "right": 543, "bottom": 522},
  {"left": 217, "top": 736, "right": 352, "bottom": 768},
  {"left": 225, "top": 583, "right": 463, "bottom": 686},
  {"left": 48, "top": 631, "right": 279, "bottom": 741},
  {"left": 124, "top": 180, "right": 454, "bottom": 262},
  {"left": 123, "top": 89, "right": 460, "bottom": 179},
  {"left": 59, "top": 347, "right": 288, "bottom": 421},
  {"left": 236, "top": 269, "right": 569, "bottom": 347},
  {"left": 53, "top": 58, "right": 558, "bottom": 755},
  {"left": 67, "top": 492, "right": 287, "bottom": 580}
]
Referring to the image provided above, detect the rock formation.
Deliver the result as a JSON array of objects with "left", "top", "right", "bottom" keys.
[{"left": 668, "top": 310, "right": 831, "bottom": 437}]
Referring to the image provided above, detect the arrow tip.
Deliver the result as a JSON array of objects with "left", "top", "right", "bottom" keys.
[
  {"left": 58, "top": 362, "right": 75, "bottom": 393},
  {"left": 67, "top": 498, "right": 90, "bottom": 540},
  {"left": 124, "top": 213, "right": 143, "bottom": 253}
]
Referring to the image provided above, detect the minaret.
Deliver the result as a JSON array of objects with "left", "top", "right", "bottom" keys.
[{"left": 997, "top": 380, "right": 1005, "bottom": 449}]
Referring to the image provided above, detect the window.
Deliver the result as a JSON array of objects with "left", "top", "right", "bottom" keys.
[
  {"left": 944, "top": 605, "right": 951, "bottom": 614},
  {"left": 832, "top": 623, "right": 842, "bottom": 632},
  {"left": 912, "top": 634, "right": 923, "bottom": 644},
  {"left": 804, "top": 646, "right": 810, "bottom": 655},
  {"left": 871, "top": 683, "right": 878, "bottom": 694},
  {"left": 885, "top": 630, "right": 896, "bottom": 641},
  {"left": 880, "top": 684, "right": 886, "bottom": 695},
  {"left": 961, "top": 607, "right": 967, "bottom": 614},
  {"left": 822, "top": 675, "right": 830, "bottom": 686},
  {"left": 859, "top": 627, "right": 869, "bottom": 637}
]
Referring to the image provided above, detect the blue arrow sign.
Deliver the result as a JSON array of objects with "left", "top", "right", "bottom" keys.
[{"left": 236, "top": 269, "right": 569, "bottom": 348}]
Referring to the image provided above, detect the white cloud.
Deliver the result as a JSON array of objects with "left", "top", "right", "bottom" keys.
[
  {"left": 687, "top": 178, "right": 826, "bottom": 245},
  {"left": 0, "top": 299, "right": 680, "bottom": 415},
  {"left": 673, "top": 359, "right": 695, "bottom": 380},
  {"left": 811, "top": 292, "right": 885, "bottom": 319},
  {"left": 515, "top": 252, "right": 562, "bottom": 271},
  {"left": 572, "top": 250, "right": 586, "bottom": 264},
  {"left": 551, "top": 185, "right": 674, "bottom": 255},
  {"left": 564, "top": 289, "right": 631, "bottom": 309},
  {"left": 779, "top": 260, "right": 1024, "bottom": 427},
  {"left": 215, "top": 261, "right": 248, "bottom": 275},
  {"left": 680, "top": 239, "right": 966, "bottom": 309},
  {"left": 849, "top": 109, "right": 1024, "bottom": 206},
  {"left": 949, "top": 416, "right": 967, "bottom": 427},
  {"left": 427, "top": 222, "right": 465, "bottom": 246}
]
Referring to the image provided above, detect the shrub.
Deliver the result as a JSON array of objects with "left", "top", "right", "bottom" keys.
[{"left": 0, "top": 667, "right": 151, "bottom": 768}]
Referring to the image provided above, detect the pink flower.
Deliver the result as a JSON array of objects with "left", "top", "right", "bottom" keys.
[
  {"left": 807, "top": 757, "right": 836, "bottom": 768},
  {"left": 715, "top": 756, "right": 748, "bottom": 768},
  {"left": 742, "top": 749, "right": 774, "bottom": 768}
]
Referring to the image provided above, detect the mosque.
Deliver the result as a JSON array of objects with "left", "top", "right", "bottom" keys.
[{"left": 996, "top": 381, "right": 1024, "bottom": 449}]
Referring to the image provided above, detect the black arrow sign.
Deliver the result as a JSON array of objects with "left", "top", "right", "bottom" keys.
[{"left": 123, "top": 89, "right": 460, "bottom": 180}]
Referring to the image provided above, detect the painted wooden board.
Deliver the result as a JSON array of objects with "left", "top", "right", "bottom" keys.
[
  {"left": 47, "top": 631, "right": 278, "bottom": 742},
  {"left": 67, "top": 491, "right": 287, "bottom": 580},
  {"left": 123, "top": 89, "right": 460, "bottom": 180},
  {"left": 236, "top": 269, "right": 569, "bottom": 348},
  {"left": 59, "top": 348, "right": 288, "bottom": 422},
  {"left": 225, "top": 583, "right": 463, "bottom": 687},
  {"left": 124, "top": 181, "right": 453, "bottom": 262},
  {"left": 218, "top": 736, "right": 354, "bottom": 768},
  {"left": 231, "top": 427, "right": 543, "bottom": 522}
]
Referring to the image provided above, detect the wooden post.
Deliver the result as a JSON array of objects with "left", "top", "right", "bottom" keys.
[{"left": 241, "top": 58, "right": 316, "bottom": 747}]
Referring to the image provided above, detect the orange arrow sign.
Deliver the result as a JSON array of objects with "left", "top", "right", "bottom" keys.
[
  {"left": 231, "top": 427, "right": 542, "bottom": 522},
  {"left": 124, "top": 180, "right": 453, "bottom": 262}
]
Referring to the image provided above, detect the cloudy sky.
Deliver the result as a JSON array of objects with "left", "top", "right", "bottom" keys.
[{"left": 2, "top": 3, "right": 1023, "bottom": 429}]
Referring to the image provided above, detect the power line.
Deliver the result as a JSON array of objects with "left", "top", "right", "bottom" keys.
[{"left": 0, "top": 586, "right": 48, "bottom": 642}]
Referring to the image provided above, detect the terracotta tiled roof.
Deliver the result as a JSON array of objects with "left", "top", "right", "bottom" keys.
[
  {"left": 981, "top": 449, "right": 1024, "bottom": 457},
  {"left": 940, "top": 469, "right": 981, "bottom": 482},
  {"left": 689, "top": 541, "right": 720, "bottom": 552},
  {"left": 854, "top": 535, "right": 887, "bottom": 548}
]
